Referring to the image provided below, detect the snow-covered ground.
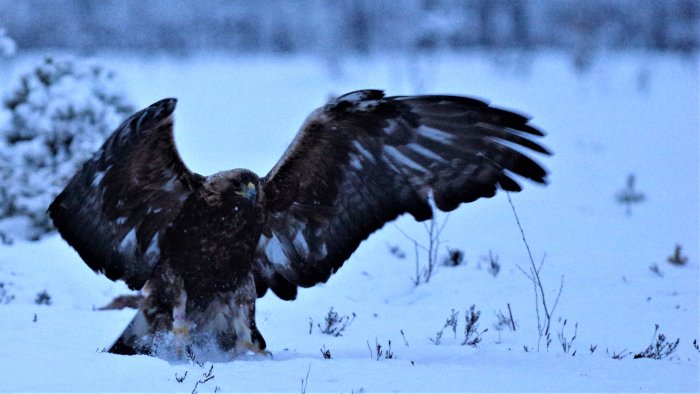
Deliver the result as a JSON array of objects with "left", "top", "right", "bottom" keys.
[{"left": 0, "top": 52, "right": 698, "bottom": 392}]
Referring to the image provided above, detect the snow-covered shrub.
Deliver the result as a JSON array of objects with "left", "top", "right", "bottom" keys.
[
  {"left": 462, "top": 305, "right": 486, "bottom": 347},
  {"left": 373, "top": 339, "right": 394, "bottom": 360},
  {"left": 0, "top": 28, "right": 15, "bottom": 58},
  {"left": 667, "top": 244, "right": 688, "bottom": 266},
  {"left": 442, "top": 248, "right": 464, "bottom": 267},
  {"left": 313, "top": 307, "right": 356, "bottom": 337},
  {"left": 633, "top": 325, "right": 680, "bottom": 360},
  {"left": 616, "top": 173, "right": 646, "bottom": 215},
  {"left": 34, "top": 290, "right": 51, "bottom": 305},
  {"left": 0, "top": 56, "right": 134, "bottom": 240},
  {"left": 0, "top": 281, "right": 15, "bottom": 304}
]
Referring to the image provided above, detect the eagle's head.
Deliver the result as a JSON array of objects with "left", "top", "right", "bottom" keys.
[{"left": 201, "top": 169, "right": 260, "bottom": 208}]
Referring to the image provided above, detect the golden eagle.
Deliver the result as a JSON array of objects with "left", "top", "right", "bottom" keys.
[{"left": 48, "top": 90, "right": 549, "bottom": 359}]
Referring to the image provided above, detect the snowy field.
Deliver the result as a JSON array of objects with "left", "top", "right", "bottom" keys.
[{"left": 0, "top": 52, "right": 698, "bottom": 392}]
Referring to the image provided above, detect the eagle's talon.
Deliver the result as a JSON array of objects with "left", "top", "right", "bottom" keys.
[
  {"left": 235, "top": 340, "right": 272, "bottom": 359},
  {"left": 260, "top": 350, "right": 273, "bottom": 359}
]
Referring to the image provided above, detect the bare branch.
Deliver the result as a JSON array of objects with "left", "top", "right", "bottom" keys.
[
  {"left": 300, "top": 364, "right": 311, "bottom": 394},
  {"left": 507, "top": 303, "right": 516, "bottom": 331},
  {"left": 507, "top": 192, "right": 562, "bottom": 351}
]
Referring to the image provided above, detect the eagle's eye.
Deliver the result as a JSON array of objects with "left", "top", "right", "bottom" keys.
[{"left": 234, "top": 182, "right": 257, "bottom": 201}]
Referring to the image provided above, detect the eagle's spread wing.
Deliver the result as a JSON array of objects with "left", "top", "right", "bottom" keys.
[
  {"left": 254, "top": 90, "right": 550, "bottom": 300},
  {"left": 49, "top": 98, "right": 203, "bottom": 290}
]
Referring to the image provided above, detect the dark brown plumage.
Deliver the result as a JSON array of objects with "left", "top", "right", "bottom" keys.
[{"left": 48, "top": 90, "right": 550, "bottom": 360}]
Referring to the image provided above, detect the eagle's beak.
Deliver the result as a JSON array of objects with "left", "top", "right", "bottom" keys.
[{"left": 235, "top": 182, "right": 257, "bottom": 201}]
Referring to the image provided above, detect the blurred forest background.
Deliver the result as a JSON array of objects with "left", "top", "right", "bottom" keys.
[
  {"left": 2, "top": 0, "right": 697, "bottom": 58},
  {"left": 0, "top": 0, "right": 697, "bottom": 241}
]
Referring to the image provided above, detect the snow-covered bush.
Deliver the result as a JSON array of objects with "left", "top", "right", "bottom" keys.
[
  {"left": 0, "top": 56, "right": 134, "bottom": 240},
  {"left": 312, "top": 307, "right": 356, "bottom": 337},
  {"left": 0, "top": 28, "right": 16, "bottom": 58}
]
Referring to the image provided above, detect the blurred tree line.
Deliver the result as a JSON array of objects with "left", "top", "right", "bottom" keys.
[{"left": 1, "top": 0, "right": 697, "bottom": 56}]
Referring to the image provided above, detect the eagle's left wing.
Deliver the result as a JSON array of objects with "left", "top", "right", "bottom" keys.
[
  {"left": 253, "top": 90, "right": 550, "bottom": 300},
  {"left": 49, "top": 98, "right": 204, "bottom": 290}
]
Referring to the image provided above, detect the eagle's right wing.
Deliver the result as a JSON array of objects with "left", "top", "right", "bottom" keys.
[{"left": 49, "top": 99, "right": 203, "bottom": 290}]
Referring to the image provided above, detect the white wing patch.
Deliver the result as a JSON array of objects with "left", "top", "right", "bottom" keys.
[
  {"left": 417, "top": 125, "right": 454, "bottom": 145},
  {"left": 383, "top": 146, "right": 428, "bottom": 173},
  {"left": 352, "top": 141, "right": 376, "bottom": 163},
  {"left": 407, "top": 142, "right": 446, "bottom": 163},
  {"left": 383, "top": 119, "right": 402, "bottom": 137},
  {"left": 349, "top": 154, "right": 364, "bottom": 170},
  {"left": 146, "top": 207, "right": 163, "bottom": 215},
  {"left": 144, "top": 231, "right": 160, "bottom": 263},
  {"left": 263, "top": 234, "right": 288, "bottom": 267},
  {"left": 92, "top": 171, "right": 106, "bottom": 187},
  {"left": 91, "top": 164, "right": 112, "bottom": 187},
  {"left": 162, "top": 177, "right": 179, "bottom": 192},
  {"left": 292, "top": 227, "right": 309, "bottom": 257},
  {"left": 119, "top": 227, "right": 137, "bottom": 254},
  {"left": 317, "top": 241, "right": 328, "bottom": 260}
]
